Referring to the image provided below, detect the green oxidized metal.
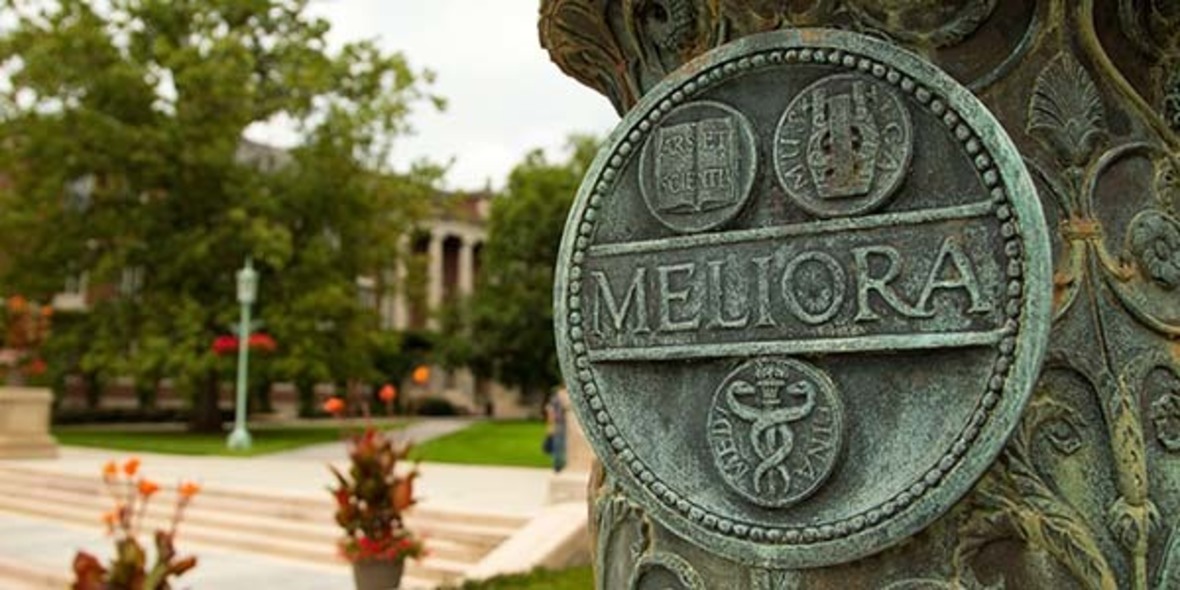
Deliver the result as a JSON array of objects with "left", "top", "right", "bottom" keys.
[{"left": 554, "top": 29, "right": 1052, "bottom": 568}]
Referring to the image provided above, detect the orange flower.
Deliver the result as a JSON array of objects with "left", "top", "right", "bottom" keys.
[
  {"left": 101, "top": 511, "right": 116, "bottom": 529},
  {"left": 323, "top": 397, "right": 345, "bottom": 416},
  {"left": 410, "top": 365, "right": 430, "bottom": 385},
  {"left": 379, "top": 384, "right": 397, "bottom": 403},
  {"left": 6, "top": 295, "right": 26, "bottom": 313},
  {"left": 40, "top": 304, "right": 53, "bottom": 318},
  {"left": 102, "top": 460, "right": 118, "bottom": 481},
  {"left": 137, "top": 478, "right": 160, "bottom": 498},
  {"left": 178, "top": 481, "right": 201, "bottom": 499},
  {"left": 122, "top": 458, "right": 141, "bottom": 477}
]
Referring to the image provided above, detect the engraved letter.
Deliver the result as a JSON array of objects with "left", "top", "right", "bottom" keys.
[
  {"left": 753, "top": 255, "right": 777, "bottom": 328},
  {"left": 782, "top": 164, "right": 807, "bottom": 191},
  {"left": 781, "top": 251, "right": 846, "bottom": 325},
  {"left": 707, "top": 258, "right": 750, "bottom": 329},
  {"left": 592, "top": 268, "right": 650, "bottom": 336},
  {"left": 778, "top": 137, "right": 802, "bottom": 159},
  {"left": 916, "top": 237, "right": 993, "bottom": 315},
  {"left": 658, "top": 263, "right": 701, "bottom": 332},
  {"left": 852, "top": 246, "right": 926, "bottom": 321}
]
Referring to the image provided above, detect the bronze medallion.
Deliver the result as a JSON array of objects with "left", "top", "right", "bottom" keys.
[{"left": 554, "top": 29, "right": 1052, "bottom": 568}]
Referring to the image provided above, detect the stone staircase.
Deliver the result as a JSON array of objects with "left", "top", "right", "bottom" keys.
[{"left": 0, "top": 464, "right": 528, "bottom": 589}]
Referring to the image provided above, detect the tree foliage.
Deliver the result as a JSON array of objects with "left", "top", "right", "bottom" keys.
[
  {"left": 447, "top": 136, "right": 598, "bottom": 403},
  {"left": 0, "top": 0, "right": 442, "bottom": 429}
]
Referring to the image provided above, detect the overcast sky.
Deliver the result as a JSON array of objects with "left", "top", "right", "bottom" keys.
[{"left": 248, "top": 0, "right": 620, "bottom": 191}]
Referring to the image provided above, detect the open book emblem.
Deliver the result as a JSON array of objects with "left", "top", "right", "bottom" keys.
[
  {"left": 639, "top": 101, "right": 757, "bottom": 233},
  {"left": 654, "top": 117, "right": 740, "bottom": 214}
]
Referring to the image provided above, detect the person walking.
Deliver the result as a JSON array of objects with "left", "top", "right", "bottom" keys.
[{"left": 544, "top": 388, "right": 569, "bottom": 473}]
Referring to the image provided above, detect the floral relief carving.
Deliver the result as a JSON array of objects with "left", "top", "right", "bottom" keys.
[
  {"left": 1129, "top": 210, "right": 1180, "bottom": 290},
  {"left": 1147, "top": 365, "right": 1180, "bottom": 452}
]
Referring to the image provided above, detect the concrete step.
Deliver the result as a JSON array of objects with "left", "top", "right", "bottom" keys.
[
  {"left": 0, "top": 462, "right": 523, "bottom": 545},
  {"left": 0, "top": 475, "right": 495, "bottom": 564},
  {"left": 0, "top": 511, "right": 439, "bottom": 590},
  {"left": 0, "top": 465, "right": 525, "bottom": 585},
  {"left": 0, "top": 463, "right": 528, "bottom": 529},
  {"left": 0, "top": 556, "right": 67, "bottom": 590},
  {"left": 0, "top": 483, "right": 466, "bottom": 585}
]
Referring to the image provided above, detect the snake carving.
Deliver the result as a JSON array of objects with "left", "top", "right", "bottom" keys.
[{"left": 725, "top": 372, "right": 817, "bottom": 496}]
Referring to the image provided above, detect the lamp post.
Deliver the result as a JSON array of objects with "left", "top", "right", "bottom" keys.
[{"left": 227, "top": 258, "right": 258, "bottom": 451}]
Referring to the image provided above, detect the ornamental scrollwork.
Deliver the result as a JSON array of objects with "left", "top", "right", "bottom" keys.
[{"left": 542, "top": 0, "right": 1180, "bottom": 587}]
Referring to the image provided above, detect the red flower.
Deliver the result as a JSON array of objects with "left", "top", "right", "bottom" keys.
[
  {"left": 378, "top": 384, "right": 397, "bottom": 403},
  {"left": 358, "top": 536, "right": 384, "bottom": 558},
  {"left": 247, "top": 332, "right": 277, "bottom": 353},
  {"left": 211, "top": 335, "right": 238, "bottom": 356},
  {"left": 213, "top": 333, "right": 277, "bottom": 355},
  {"left": 23, "top": 357, "right": 47, "bottom": 376}
]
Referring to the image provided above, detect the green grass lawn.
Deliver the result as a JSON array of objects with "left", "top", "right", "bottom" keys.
[
  {"left": 447, "top": 566, "right": 592, "bottom": 589},
  {"left": 53, "top": 420, "right": 408, "bottom": 457},
  {"left": 411, "top": 420, "right": 551, "bottom": 468}
]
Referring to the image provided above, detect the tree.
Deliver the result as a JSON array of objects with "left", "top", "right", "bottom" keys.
[
  {"left": 0, "top": 0, "right": 441, "bottom": 430},
  {"left": 452, "top": 136, "right": 598, "bottom": 404}
]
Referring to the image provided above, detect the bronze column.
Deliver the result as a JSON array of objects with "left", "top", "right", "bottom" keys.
[{"left": 542, "top": 2, "right": 1180, "bottom": 588}]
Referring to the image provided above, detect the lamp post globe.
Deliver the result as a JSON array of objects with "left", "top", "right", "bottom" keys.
[{"left": 236, "top": 259, "right": 258, "bottom": 305}]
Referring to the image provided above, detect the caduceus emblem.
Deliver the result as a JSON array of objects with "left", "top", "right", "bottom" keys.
[
  {"left": 726, "top": 362, "right": 815, "bottom": 495},
  {"left": 708, "top": 357, "right": 843, "bottom": 508}
]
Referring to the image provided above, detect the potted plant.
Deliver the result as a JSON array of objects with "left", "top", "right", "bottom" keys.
[
  {"left": 72, "top": 458, "right": 201, "bottom": 590},
  {"left": 326, "top": 393, "right": 424, "bottom": 590}
]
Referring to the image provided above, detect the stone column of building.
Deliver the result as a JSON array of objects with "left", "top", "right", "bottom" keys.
[
  {"left": 426, "top": 231, "right": 444, "bottom": 329},
  {"left": 542, "top": 1, "right": 1180, "bottom": 588},
  {"left": 390, "top": 235, "right": 410, "bottom": 331},
  {"left": 458, "top": 237, "right": 475, "bottom": 295}
]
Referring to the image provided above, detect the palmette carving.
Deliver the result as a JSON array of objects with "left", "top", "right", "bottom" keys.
[{"left": 1027, "top": 52, "right": 1107, "bottom": 168}]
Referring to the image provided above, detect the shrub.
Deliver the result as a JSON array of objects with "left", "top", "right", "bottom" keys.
[{"left": 415, "top": 396, "right": 459, "bottom": 416}]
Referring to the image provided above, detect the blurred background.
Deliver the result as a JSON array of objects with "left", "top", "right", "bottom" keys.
[{"left": 0, "top": 1, "right": 613, "bottom": 588}]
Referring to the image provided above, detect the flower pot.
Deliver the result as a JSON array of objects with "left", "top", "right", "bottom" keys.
[{"left": 352, "top": 558, "right": 404, "bottom": 590}]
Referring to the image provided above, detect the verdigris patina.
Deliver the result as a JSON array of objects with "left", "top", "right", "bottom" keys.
[
  {"left": 554, "top": 28, "right": 1052, "bottom": 568},
  {"left": 544, "top": 0, "right": 1180, "bottom": 588}
]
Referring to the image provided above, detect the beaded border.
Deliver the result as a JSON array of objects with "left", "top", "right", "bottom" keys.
[{"left": 562, "top": 46, "right": 1026, "bottom": 545}]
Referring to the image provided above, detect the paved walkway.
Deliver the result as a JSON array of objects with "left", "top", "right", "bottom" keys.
[
  {"left": 0, "top": 419, "right": 557, "bottom": 589},
  {"left": 268, "top": 417, "right": 475, "bottom": 461},
  {"left": 0, "top": 511, "right": 354, "bottom": 590}
]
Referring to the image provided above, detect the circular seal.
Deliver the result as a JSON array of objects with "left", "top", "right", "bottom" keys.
[
  {"left": 708, "top": 358, "right": 843, "bottom": 508},
  {"left": 639, "top": 101, "right": 758, "bottom": 233},
  {"left": 774, "top": 74, "right": 913, "bottom": 218},
  {"left": 554, "top": 29, "right": 1051, "bottom": 568}
]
